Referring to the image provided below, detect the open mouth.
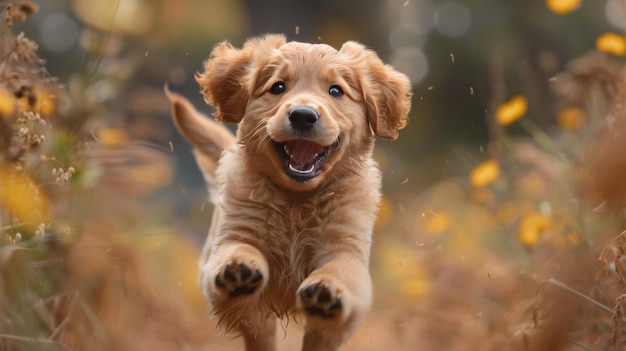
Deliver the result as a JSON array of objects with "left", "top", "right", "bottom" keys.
[{"left": 272, "top": 136, "right": 341, "bottom": 182}]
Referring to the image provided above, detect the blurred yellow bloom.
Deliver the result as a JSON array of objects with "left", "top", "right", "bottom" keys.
[
  {"left": 378, "top": 242, "right": 430, "bottom": 300},
  {"left": 400, "top": 278, "right": 430, "bottom": 300},
  {"left": 72, "top": 0, "right": 155, "bottom": 35},
  {"left": 98, "top": 128, "right": 128, "bottom": 147},
  {"left": 518, "top": 212, "right": 550, "bottom": 247},
  {"left": 546, "top": 0, "right": 581, "bottom": 15},
  {"left": 0, "top": 167, "right": 50, "bottom": 224},
  {"left": 375, "top": 196, "right": 392, "bottom": 230},
  {"left": 18, "top": 92, "right": 56, "bottom": 117},
  {"left": 596, "top": 32, "right": 626, "bottom": 56},
  {"left": 470, "top": 160, "right": 500, "bottom": 188},
  {"left": 556, "top": 107, "right": 585, "bottom": 130},
  {"left": 32, "top": 92, "right": 56, "bottom": 116},
  {"left": 0, "top": 90, "right": 16, "bottom": 117},
  {"left": 496, "top": 95, "right": 527, "bottom": 126},
  {"left": 452, "top": 232, "right": 476, "bottom": 250},
  {"left": 426, "top": 210, "right": 453, "bottom": 235}
]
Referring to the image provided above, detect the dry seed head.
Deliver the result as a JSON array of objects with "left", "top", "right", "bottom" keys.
[
  {"left": 53, "top": 166, "right": 75, "bottom": 184},
  {"left": 18, "top": 126, "right": 27, "bottom": 137},
  {"left": 613, "top": 294, "right": 626, "bottom": 348},
  {"left": 34, "top": 222, "right": 44, "bottom": 236}
]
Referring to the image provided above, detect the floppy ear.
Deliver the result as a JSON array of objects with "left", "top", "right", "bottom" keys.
[
  {"left": 340, "top": 41, "right": 412, "bottom": 140},
  {"left": 195, "top": 34, "right": 287, "bottom": 123}
]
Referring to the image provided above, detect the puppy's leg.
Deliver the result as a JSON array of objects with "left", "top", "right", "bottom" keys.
[
  {"left": 240, "top": 313, "right": 277, "bottom": 351},
  {"left": 297, "top": 254, "right": 372, "bottom": 351},
  {"left": 201, "top": 243, "right": 275, "bottom": 350}
]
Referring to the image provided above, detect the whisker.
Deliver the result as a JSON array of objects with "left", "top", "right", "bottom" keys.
[{"left": 243, "top": 119, "right": 272, "bottom": 154}]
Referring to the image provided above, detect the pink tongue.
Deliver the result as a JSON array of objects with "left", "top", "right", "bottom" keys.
[{"left": 287, "top": 140, "right": 324, "bottom": 169}]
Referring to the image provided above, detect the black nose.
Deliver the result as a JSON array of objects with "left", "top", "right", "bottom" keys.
[{"left": 289, "top": 107, "right": 319, "bottom": 132}]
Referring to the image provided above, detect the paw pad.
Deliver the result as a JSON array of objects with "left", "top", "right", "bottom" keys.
[
  {"left": 299, "top": 282, "right": 342, "bottom": 319},
  {"left": 215, "top": 262, "right": 263, "bottom": 297}
]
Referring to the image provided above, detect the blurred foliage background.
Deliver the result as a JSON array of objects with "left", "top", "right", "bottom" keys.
[
  {"left": 22, "top": 0, "right": 615, "bottom": 189},
  {"left": 3, "top": 0, "right": 626, "bottom": 350},
  {"left": 12, "top": 0, "right": 617, "bottom": 199}
]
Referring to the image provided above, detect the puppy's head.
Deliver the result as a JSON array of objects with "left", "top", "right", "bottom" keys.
[{"left": 196, "top": 34, "right": 412, "bottom": 192}]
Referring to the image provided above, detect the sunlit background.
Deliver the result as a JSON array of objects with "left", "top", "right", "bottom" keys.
[{"left": 3, "top": 0, "right": 626, "bottom": 350}]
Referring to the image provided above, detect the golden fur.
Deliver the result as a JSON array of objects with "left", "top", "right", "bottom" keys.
[{"left": 167, "top": 34, "right": 411, "bottom": 351}]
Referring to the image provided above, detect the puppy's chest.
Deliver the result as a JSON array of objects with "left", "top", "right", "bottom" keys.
[
  {"left": 252, "top": 196, "right": 337, "bottom": 270},
  {"left": 263, "top": 201, "right": 328, "bottom": 249}
]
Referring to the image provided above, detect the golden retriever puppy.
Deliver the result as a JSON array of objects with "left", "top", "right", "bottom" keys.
[{"left": 167, "top": 34, "right": 411, "bottom": 351}]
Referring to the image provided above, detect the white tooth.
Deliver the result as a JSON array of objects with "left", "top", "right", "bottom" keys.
[
  {"left": 284, "top": 144, "right": 290, "bottom": 155},
  {"left": 289, "top": 163, "right": 315, "bottom": 174}
]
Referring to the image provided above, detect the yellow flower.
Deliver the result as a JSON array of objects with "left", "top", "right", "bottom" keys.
[
  {"left": 556, "top": 107, "right": 585, "bottom": 130},
  {"left": 0, "top": 90, "right": 16, "bottom": 117},
  {"left": 98, "top": 128, "right": 128, "bottom": 147},
  {"left": 596, "top": 33, "right": 626, "bottom": 56},
  {"left": 32, "top": 92, "right": 56, "bottom": 116},
  {"left": 470, "top": 160, "right": 500, "bottom": 188},
  {"left": 425, "top": 210, "right": 453, "bottom": 235},
  {"left": 546, "top": 0, "right": 581, "bottom": 15},
  {"left": 378, "top": 242, "right": 430, "bottom": 300},
  {"left": 0, "top": 167, "right": 50, "bottom": 224},
  {"left": 518, "top": 212, "right": 550, "bottom": 247},
  {"left": 496, "top": 95, "right": 528, "bottom": 126},
  {"left": 400, "top": 278, "right": 430, "bottom": 300},
  {"left": 17, "top": 91, "right": 56, "bottom": 117}
]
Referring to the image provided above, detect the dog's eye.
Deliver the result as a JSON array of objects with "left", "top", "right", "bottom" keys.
[
  {"left": 329, "top": 85, "right": 344, "bottom": 97},
  {"left": 269, "top": 82, "right": 286, "bottom": 95}
]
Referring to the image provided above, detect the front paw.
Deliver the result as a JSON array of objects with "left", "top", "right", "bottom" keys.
[
  {"left": 215, "top": 261, "right": 263, "bottom": 297},
  {"left": 298, "top": 280, "right": 343, "bottom": 319}
]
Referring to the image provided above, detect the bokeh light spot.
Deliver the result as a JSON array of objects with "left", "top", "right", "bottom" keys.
[
  {"left": 546, "top": 0, "right": 581, "bottom": 15},
  {"left": 606, "top": 0, "right": 626, "bottom": 30},
  {"left": 40, "top": 13, "right": 79, "bottom": 53},
  {"left": 435, "top": 2, "right": 472, "bottom": 38},
  {"left": 390, "top": 46, "right": 429, "bottom": 85}
]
